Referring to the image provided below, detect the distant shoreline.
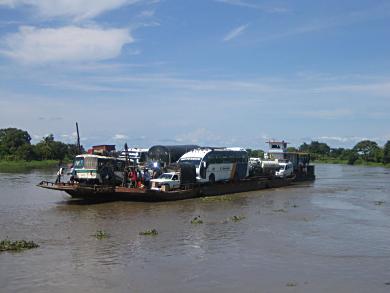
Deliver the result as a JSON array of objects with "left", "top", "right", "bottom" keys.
[
  {"left": 313, "top": 159, "right": 390, "bottom": 168},
  {"left": 0, "top": 160, "right": 61, "bottom": 172}
]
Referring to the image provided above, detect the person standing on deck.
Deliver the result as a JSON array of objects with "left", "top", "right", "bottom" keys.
[
  {"left": 55, "top": 167, "right": 64, "bottom": 184},
  {"left": 122, "top": 167, "right": 128, "bottom": 187},
  {"left": 143, "top": 169, "right": 151, "bottom": 188},
  {"left": 130, "top": 168, "right": 137, "bottom": 188}
]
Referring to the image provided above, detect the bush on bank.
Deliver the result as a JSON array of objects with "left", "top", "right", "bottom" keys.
[{"left": 0, "top": 128, "right": 82, "bottom": 162}]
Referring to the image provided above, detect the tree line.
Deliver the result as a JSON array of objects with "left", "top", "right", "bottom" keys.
[
  {"left": 0, "top": 128, "right": 83, "bottom": 161},
  {"left": 249, "top": 139, "right": 390, "bottom": 166},
  {"left": 2, "top": 127, "right": 390, "bottom": 166},
  {"left": 296, "top": 140, "right": 390, "bottom": 165}
]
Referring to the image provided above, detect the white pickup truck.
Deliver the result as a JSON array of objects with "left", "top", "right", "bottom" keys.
[
  {"left": 275, "top": 162, "right": 294, "bottom": 178},
  {"left": 150, "top": 172, "right": 180, "bottom": 191}
]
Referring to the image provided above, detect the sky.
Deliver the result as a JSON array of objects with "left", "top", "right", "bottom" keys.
[{"left": 0, "top": 0, "right": 389, "bottom": 150}]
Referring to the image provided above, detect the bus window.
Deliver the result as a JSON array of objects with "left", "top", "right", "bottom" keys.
[
  {"left": 180, "top": 158, "right": 202, "bottom": 166},
  {"left": 74, "top": 157, "right": 84, "bottom": 168},
  {"left": 85, "top": 157, "right": 98, "bottom": 169},
  {"left": 207, "top": 153, "right": 216, "bottom": 164}
]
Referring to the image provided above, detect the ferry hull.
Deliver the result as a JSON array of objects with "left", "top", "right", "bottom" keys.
[{"left": 37, "top": 174, "right": 313, "bottom": 202}]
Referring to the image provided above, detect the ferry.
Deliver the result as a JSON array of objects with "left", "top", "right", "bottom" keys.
[{"left": 37, "top": 141, "right": 315, "bottom": 201}]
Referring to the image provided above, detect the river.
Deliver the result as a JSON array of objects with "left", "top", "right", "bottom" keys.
[{"left": 1, "top": 164, "right": 390, "bottom": 292}]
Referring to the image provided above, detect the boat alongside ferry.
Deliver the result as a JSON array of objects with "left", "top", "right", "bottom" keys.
[{"left": 37, "top": 140, "right": 315, "bottom": 201}]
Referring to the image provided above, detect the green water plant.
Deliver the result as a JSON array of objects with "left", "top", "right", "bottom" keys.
[
  {"left": 139, "top": 229, "right": 158, "bottom": 236},
  {"left": 286, "top": 282, "right": 298, "bottom": 287},
  {"left": 0, "top": 239, "right": 39, "bottom": 252},
  {"left": 191, "top": 216, "right": 203, "bottom": 224},
  {"left": 94, "top": 230, "right": 109, "bottom": 239},
  {"left": 273, "top": 208, "right": 288, "bottom": 213},
  {"left": 230, "top": 215, "right": 246, "bottom": 222}
]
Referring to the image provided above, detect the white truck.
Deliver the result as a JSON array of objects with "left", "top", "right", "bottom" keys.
[
  {"left": 275, "top": 162, "right": 294, "bottom": 178},
  {"left": 150, "top": 172, "right": 180, "bottom": 191}
]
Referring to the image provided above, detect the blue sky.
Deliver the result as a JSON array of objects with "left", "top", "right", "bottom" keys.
[{"left": 0, "top": 0, "right": 389, "bottom": 150}]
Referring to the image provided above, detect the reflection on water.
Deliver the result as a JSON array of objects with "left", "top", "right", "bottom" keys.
[{"left": 1, "top": 164, "right": 390, "bottom": 292}]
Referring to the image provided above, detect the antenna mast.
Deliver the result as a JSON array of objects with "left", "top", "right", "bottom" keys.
[{"left": 76, "top": 122, "right": 81, "bottom": 154}]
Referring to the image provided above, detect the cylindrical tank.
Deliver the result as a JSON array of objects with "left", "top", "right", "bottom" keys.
[
  {"left": 147, "top": 145, "right": 199, "bottom": 166},
  {"left": 261, "top": 160, "right": 279, "bottom": 169},
  {"left": 261, "top": 160, "right": 280, "bottom": 176}
]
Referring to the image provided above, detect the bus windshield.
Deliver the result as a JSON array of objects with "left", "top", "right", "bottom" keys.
[
  {"left": 179, "top": 158, "right": 201, "bottom": 166},
  {"left": 74, "top": 157, "right": 84, "bottom": 169}
]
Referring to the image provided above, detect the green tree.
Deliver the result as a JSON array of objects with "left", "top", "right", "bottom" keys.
[
  {"left": 309, "top": 141, "right": 331, "bottom": 155},
  {"left": 383, "top": 141, "right": 390, "bottom": 164},
  {"left": 299, "top": 142, "right": 310, "bottom": 153},
  {"left": 66, "top": 144, "right": 84, "bottom": 159},
  {"left": 14, "top": 144, "right": 36, "bottom": 161},
  {"left": 299, "top": 141, "right": 330, "bottom": 160},
  {"left": 330, "top": 148, "right": 345, "bottom": 158},
  {"left": 0, "top": 128, "right": 32, "bottom": 160},
  {"left": 341, "top": 149, "right": 359, "bottom": 165},
  {"left": 353, "top": 140, "right": 380, "bottom": 162},
  {"left": 246, "top": 149, "right": 264, "bottom": 158},
  {"left": 34, "top": 134, "right": 68, "bottom": 160},
  {"left": 287, "top": 147, "right": 298, "bottom": 152}
]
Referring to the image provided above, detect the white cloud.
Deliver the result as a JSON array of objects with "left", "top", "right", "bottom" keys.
[
  {"left": 1, "top": 25, "right": 133, "bottom": 63},
  {"left": 0, "top": 0, "right": 140, "bottom": 20},
  {"left": 113, "top": 134, "right": 128, "bottom": 140},
  {"left": 295, "top": 109, "right": 353, "bottom": 119},
  {"left": 317, "top": 136, "right": 364, "bottom": 143},
  {"left": 139, "top": 10, "right": 155, "bottom": 17},
  {"left": 175, "top": 128, "right": 225, "bottom": 145},
  {"left": 215, "top": 0, "right": 288, "bottom": 13},
  {"left": 315, "top": 136, "right": 390, "bottom": 148},
  {"left": 314, "top": 82, "right": 390, "bottom": 96},
  {"left": 223, "top": 24, "right": 248, "bottom": 42}
]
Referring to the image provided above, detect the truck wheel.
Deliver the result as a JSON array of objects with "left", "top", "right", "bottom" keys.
[{"left": 209, "top": 174, "right": 215, "bottom": 184}]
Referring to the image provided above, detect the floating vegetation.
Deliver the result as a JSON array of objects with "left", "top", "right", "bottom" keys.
[
  {"left": 0, "top": 239, "right": 39, "bottom": 252},
  {"left": 139, "top": 229, "right": 158, "bottom": 236},
  {"left": 191, "top": 216, "right": 203, "bottom": 224},
  {"left": 230, "top": 215, "right": 246, "bottom": 222},
  {"left": 94, "top": 230, "right": 109, "bottom": 239},
  {"left": 273, "top": 208, "right": 288, "bottom": 213},
  {"left": 375, "top": 200, "right": 385, "bottom": 206},
  {"left": 202, "top": 195, "right": 235, "bottom": 202},
  {"left": 286, "top": 282, "right": 298, "bottom": 287}
]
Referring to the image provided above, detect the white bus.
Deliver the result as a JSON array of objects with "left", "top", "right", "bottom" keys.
[
  {"left": 73, "top": 154, "right": 125, "bottom": 185},
  {"left": 178, "top": 148, "right": 249, "bottom": 183}
]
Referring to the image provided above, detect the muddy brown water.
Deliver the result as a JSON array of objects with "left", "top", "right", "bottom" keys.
[{"left": 1, "top": 164, "right": 390, "bottom": 293}]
